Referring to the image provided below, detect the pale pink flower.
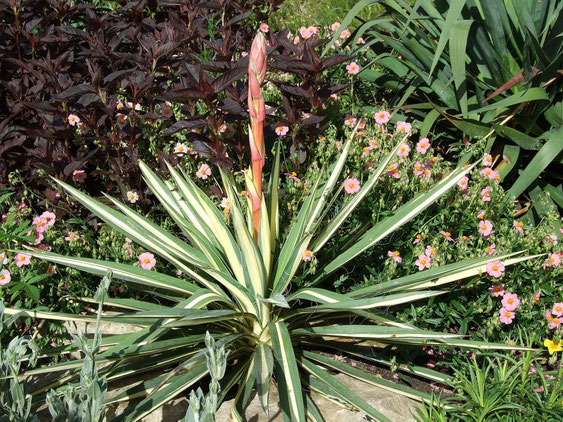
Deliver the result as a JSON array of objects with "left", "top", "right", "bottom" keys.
[
  {"left": 293, "top": 36, "right": 301, "bottom": 45},
  {"left": 331, "top": 22, "right": 341, "bottom": 31},
  {"left": 439, "top": 231, "right": 454, "bottom": 242},
  {"left": 416, "top": 138, "right": 430, "bottom": 154},
  {"left": 397, "top": 143, "right": 411, "bottom": 159},
  {"left": 458, "top": 176, "right": 469, "bottom": 191},
  {"left": 0, "top": 252, "right": 7, "bottom": 265},
  {"left": 388, "top": 250, "right": 402, "bottom": 263},
  {"left": 501, "top": 293, "right": 520, "bottom": 311},
  {"left": 533, "top": 290, "right": 541, "bottom": 303},
  {"left": 47, "top": 264, "right": 57, "bottom": 275},
  {"left": 552, "top": 302, "right": 563, "bottom": 317},
  {"left": 0, "top": 269, "right": 11, "bottom": 285},
  {"left": 275, "top": 125, "right": 289, "bottom": 136},
  {"left": 345, "top": 178, "right": 360, "bottom": 194},
  {"left": 259, "top": 23, "right": 269, "bottom": 33},
  {"left": 415, "top": 254, "right": 431, "bottom": 271},
  {"left": 486, "top": 260, "right": 505, "bottom": 278},
  {"left": 285, "top": 172, "right": 301, "bottom": 182},
  {"left": 549, "top": 317, "right": 561, "bottom": 329},
  {"left": 396, "top": 121, "right": 411, "bottom": 135},
  {"left": 161, "top": 103, "right": 173, "bottom": 119},
  {"left": 374, "top": 110, "right": 390, "bottom": 124},
  {"left": 481, "top": 186, "right": 491, "bottom": 202},
  {"left": 483, "top": 153, "right": 493, "bottom": 167},
  {"left": 302, "top": 250, "right": 314, "bottom": 261},
  {"left": 425, "top": 245, "right": 436, "bottom": 256},
  {"left": 477, "top": 209, "right": 486, "bottom": 220},
  {"left": 340, "top": 29, "right": 351, "bottom": 39},
  {"left": 486, "top": 243, "right": 497, "bottom": 256},
  {"left": 489, "top": 284, "right": 505, "bottom": 297},
  {"left": 480, "top": 167, "right": 500, "bottom": 181},
  {"left": 116, "top": 113, "right": 127, "bottom": 128},
  {"left": 546, "top": 253, "right": 561, "bottom": 267},
  {"left": 346, "top": 61, "right": 360, "bottom": 75},
  {"left": 40, "top": 211, "right": 56, "bottom": 227},
  {"left": 127, "top": 191, "right": 139, "bottom": 203},
  {"left": 413, "top": 234, "right": 422, "bottom": 245},
  {"left": 68, "top": 114, "right": 81, "bottom": 126},
  {"left": 65, "top": 231, "right": 79, "bottom": 243},
  {"left": 72, "top": 169, "right": 86, "bottom": 183},
  {"left": 478, "top": 220, "right": 493, "bottom": 237},
  {"left": 196, "top": 164, "right": 211, "bottom": 180},
  {"left": 220, "top": 197, "right": 232, "bottom": 213},
  {"left": 307, "top": 26, "right": 319, "bottom": 37},
  {"left": 544, "top": 234, "right": 558, "bottom": 245},
  {"left": 241, "top": 51, "right": 249, "bottom": 57},
  {"left": 15, "top": 253, "right": 31, "bottom": 268},
  {"left": 344, "top": 116, "right": 357, "bottom": 126},
  {"left": 513, "top": 220, "right": 524, "bottom": 234},
  {"left": 356, "top": 37, "right": 365, "bottom": 44},
  {"left": 31, "top": 230, "right": 44, "bottom": 245},
  {"left": 499, "top": 308, "right": 514, "bottom": 324},
  {"left": 413, "top": 161, "right": 424, "bottom": 177},
  {"left": 386, "top": 163, "right": 400, "bottom": 179},
  {"left": 368, "top": 138, "right": 378, "bottom": 149},
  {"left": 138, "top": 252, "right": 156, "bottom": 270},
  {"left": 32, "top": 216, "right": 49, "bottom": 233}
]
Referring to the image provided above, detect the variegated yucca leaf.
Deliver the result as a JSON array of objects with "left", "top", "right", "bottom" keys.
[{"left": 11, "top": 124, "right": 538, "bottom": 421}]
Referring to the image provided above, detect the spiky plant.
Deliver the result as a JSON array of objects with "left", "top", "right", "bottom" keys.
[{"left": 6, "top": 34, "right": 538, "bottom": 422}]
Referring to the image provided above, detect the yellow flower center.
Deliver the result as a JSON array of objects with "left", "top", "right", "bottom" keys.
[
  {"left": 420, "top": 259, "right": 426, "bottom": 265},
  {"left": 505, "top": 311, "right": 512, "bottom": 317},
  {"left": 393, "top": 251, "right": 399, "bottom": 257},
  {"left": 493, "top": 265, "right": 498, "bottom": 271},
  {"left": 445, "top": 232, "right": 451, "bottom": 237},
  {"left": 20, "top": 256, "right": 25, "bottom": 261},
  {"left": 508, "top": 298, "right": 513, "bottom": 304},
  {"left": 144, "top": 258, "right": 150, "bottom": 264}
]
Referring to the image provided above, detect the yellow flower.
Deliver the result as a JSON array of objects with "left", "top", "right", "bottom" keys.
[{"left": 544, "top": 338, "right": 563, "bottom": 355}]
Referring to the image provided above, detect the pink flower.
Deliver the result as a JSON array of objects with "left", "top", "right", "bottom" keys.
[
  {"left": 302, "top": 250, "right": 314, "bottom": 261},
  {"left": 368, "top": 138, "right": 378, "bottom": 149},
  {"left": 275, "top": 125, "right": 289, "bottom": 136},
  {"left": 439, "top": 231, "right": 454, "bottom": 242},
  {"left": 483, "top": 153, "right": 493, "bottom": 167},
  {"left": 396, "top": 121, "right": 411, "bottom": 135},
  {"left": 478, "top": 220, "right": 493, "bottom": 237},
  {"left": 489, "top": 284, "right": 505, "bottom": 297},
  {"left": 15, "top": 253, "right": 31, "bottom": 267},
  {"left": 486, "top": 243, "right": 497, "bottom": 256},
  {"left": 138, "top": 252, "right": 156, "bottom": 270},
  {"left": 387, "top": 163, "right": 400, "bottom": 179},
  {"left": 501, "top": 293, "right": 520, "bottom": 311},
  {"left": 68, "top": 114, "right": 81, "bottom": 126},
  {"left": 344, "top": 178, "right": 360, "bottom": 194},
  {"left": 486, "top": 260, "right": 505, "bottom": 278},
  {"left": 480, "top": 167, "right": 500, "bottom": 181},
  {"left": 388, "top": 250, "right": 402, "bottom": 263},
  {"left": 220, "top": 197, "right": 232, "bottom": 212},
  {"left": 533, "top": 290, "right": 541, "bottom": 303},
  {"left": 0, "top": 252, "right": 7, "bottom": 265},
  {"left": 513, "top": 220, "right": 524, "bottom": 234},
  {"left": 47, "top": 265, "right": 57, "bottom": 275},
  {"left": 477, "top": 210, "right": 486, "bottom": 220},
  {"left": 331, "top": 22, "right": 341, "bottom": 31},
  {"left": 344, "top": 116, "right": 357, "bottom": 126},
  {"left": 72, "top": 169, "right": 86, "bottom": 183},
  {"left": 425, "top": 245, "right": 436, "bottom": 256},
  {"left": 458, "top": 176, "right": 469, "bottom": 191},
  {"left": 499, "top": 308, "right": 514, "bottom": 324},
  {"left": 374, "top": 110, "right": 390, "bottom": 124},
  {"left": 196, "top": 164, "right": 211, "bottom": 180},
  {"left": 340, "top": 29, "right": 351, "bottom": 39},
  {"left": 413, "top": 161, "right": 424, "bottom": 177},
  {"left": 416, "top": 138, "right": 430, "bottom": 154},
  {"left": 32, "top": 216, "right": 49, "bottom": 233},
  {"left": 397, "top": 143, "right": 411, "bottom": 159},
  {"left": 544, "top": 234, "right": 558, "bottom": 245},
  {"left": 546, "top": 253, "right": 561, "bottom": 267},
  {"left": 413, "top": 234, "right": 422, "bottom": 245},
  {"left": 346, "top": 62, "right": 360, "bottom": 75},
  {"left": 415, "top": 254, "right": 431, "bottom": 271},
  {"left": 481, "top": 186, "right": 491, "bottom": 202},
  {"left": 259, "top": 23, "right": 269, "bottom": 33},
  {"left": 40, "top": 211, "right": 56, "bottom": 227},
  {"left": 161, "top": 103, "right": 173, "bottom": 119},
  {"left": 549, "top": 317, "right": 561, "bottom": 329},
  {"left": 285, "top": 172, "right": 301, "bottom": 182},
  {"left": 0, "top": 269, "right": 11, "bottom": 286},
  {"left": 552, "top": 302, "right": 563, "bottom": 317},
  {"left": 31, "top": 230, "right": 44, "bottom": 245}
]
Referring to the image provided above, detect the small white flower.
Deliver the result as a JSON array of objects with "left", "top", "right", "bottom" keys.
[
  {"left": 174, "top": 143, "right": 189, "bottom": 156},
  {"left": 127, "top": 191, "right": 139, "bottom": 203}
]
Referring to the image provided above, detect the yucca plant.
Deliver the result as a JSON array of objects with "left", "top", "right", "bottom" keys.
[
  {"left": 5, "top": 132, "right": 537, "bottom": 421},
  {"left": 334, "top": 0, "right": 563, "bottom": 211},
  {"left": 6, "top": 36, "right": 540, "bottom": 422}
]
